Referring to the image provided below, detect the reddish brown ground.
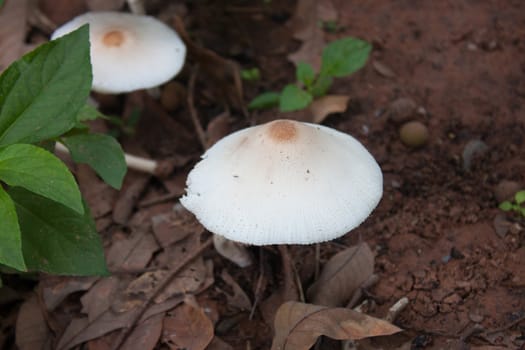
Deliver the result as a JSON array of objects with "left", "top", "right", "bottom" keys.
[{"left": 2, "top": 1, "right": 524, "bottom": 349}]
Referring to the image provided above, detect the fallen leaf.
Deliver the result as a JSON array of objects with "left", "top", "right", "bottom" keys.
[
  {"left": 0, "top": 0, "right": 27, "bottom": 72},
  {"left": 271, "top": 301, "right": 402, "bottom": 350},
  {"left": 57, "top": 296, "right": 184, "bottom": 350},
  {"left": 120, "top": 313, "right": 164, "bottom": 350},
  {"left": 206, "top": 337, "right": 235, "bottom": 350},
  {"left": 308, "top": 95, "right": 350, "bottom": 123},
  {"left": 112, "top": 171, "right": 151, "bottom": 225},
  {"left": 15, "top": 295, "right": 52, "bottom": 350},
  {"left": 81, "top": 276, "right": 120, "bottom": 322},
  {"left": 219, "top": 269, "right": 252, "bottom": 311},
  {"left": 41, "top": 276, "right": 98, "bottom": 311},
  {"left": 213, "top": 234, "right": 253, "bottom": 268},
  {"left": 307, "top": 243, "right": 374, "bottom": 307},
  {"left": 162, "top": 302, "right": 214, "bottom": 350},
  {"left": 287, "top": 0, "right": 337, "bottom": 70},
  {"left": 106, "top": 230, "right": 159, "bottom": 271},
  {"left": 77, "top": 164, "right": 118, "bottom": 218},
  {"left": 151, "top": 205, "right": 203, "bottom": 248}
]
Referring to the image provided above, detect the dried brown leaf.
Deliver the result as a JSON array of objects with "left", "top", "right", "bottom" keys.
[
  {"left": 151, "top": 205, "right": 202, "bottom": 248},
  {"left": 0, "top": 0, "right": 27, "bottom": 72},
  {"left": 206, "top": 337, "right": 234, "bottom": 350},
  {"left": 271, "top": 301, "right": 402, "bottom": 350},
  {"left": 120, "top": 313, "right": 164, "bottom": 350},
  {"left": 213, "top": 234, "right": 253, "bottom": 268},
  {"left": 287, "top": 0, "right": 337, "bottom": 69},
  {"left": 81, "top": 277, "right": 120, "bottom": 322},
  {"left": 106, "top": 230, "right": 159, "bottom": 271},
  {"left": 57, "top": 296, "right": 184, "bottom": 350},
  {"left": 162, "top": 302, "right": 214, "bottom": 350},
  {"left": 308, "top": 95, "right": 350, "bottom": 124},
  {"left": 220, "top": 269, "right": 252, "bottom": 311},
  {"left": 15, "top": 295, "right": 52, "bottom": 350},
  {"left": 41, "top": 276, "right": 98, "bottom": 311},
  {"left": 307, "top": 243, "right": 374, "bottom": 307}
]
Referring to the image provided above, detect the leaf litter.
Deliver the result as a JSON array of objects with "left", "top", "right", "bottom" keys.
[{"left": 271, "top": 301, "right": 401, "bottom": 350}]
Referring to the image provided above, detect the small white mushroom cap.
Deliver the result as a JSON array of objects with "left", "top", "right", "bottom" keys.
[
  {"left": 180, "top": 119, "right": 383, "bottom": 245},
  {"left": 51, "top": 12, "right": 186, "bottom": 93}
]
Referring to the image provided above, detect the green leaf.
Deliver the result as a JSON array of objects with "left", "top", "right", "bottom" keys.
[
  {"left": 279, "top": 84, "right": 313, "bottom": 112},
  {"left": 499, "top": 201, "right": 513, "bottom": 211},
  {"left": 320, "top": 37, "right": 371, "bottom": 78},
  {"left": 248, "top": 92, "right": 281, "bottom": 110},
  {"left": 296, "top": 62, "right": 316, "bottom": 87},
  {"left": 310, "top": 74, "right": 334, "bottom": 97},
  {"left": 76, "top": 104, "right": 103, "bottom": 122},
  {"left": 514, "top": 190, "right": 525, "bottom": 205},
  {"left": 0, "top": 25, "right": 91, "bottom": 146},
  {"left": 9, "top": 187, "right": 108, "bottom": 276},
  {"left": 0, "top": 186, "right": 26, "bottom": 271},
  {"left": 0, "top": 143, "right": 83, "bottom": 214},
  {"left": 0, "top": 0, "right": 4, "bottom": 9},
  {"left": 61, "top": 134, "right": 127, "bottom": 189}
]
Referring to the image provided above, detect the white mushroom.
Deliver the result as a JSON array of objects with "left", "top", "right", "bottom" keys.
[
  {"left": 181, "top": 119, "right": 383, "bottom": 245},
  {"left": 51, "top": 12, "right": 186, "bottom": 94}
]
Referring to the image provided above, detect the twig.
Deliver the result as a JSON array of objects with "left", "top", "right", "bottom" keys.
[
  {"left": 187, "top": 65, "right": 208, "bottom": 150},
  {"left": 385, "top": 296, "right": 409, "bottom": 323},
  {"left": 249, "top": 249, "right": 266, "bottom": 320},
  {"left": 110, "top": 237, "right": 213, "bottom": 350},
  {"left": 484, "top": 314, "right": 525, "bottom": 335}
]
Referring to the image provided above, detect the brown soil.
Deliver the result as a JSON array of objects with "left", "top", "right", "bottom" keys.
[{"left": 2, "top": 0, "right": 524, "bottom": 349}]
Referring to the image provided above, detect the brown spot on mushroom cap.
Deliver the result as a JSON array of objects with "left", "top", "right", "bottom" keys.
[
  {"left": 267, "top": 120, "right": 298, "bottom": 143},
  {"left": 103, "top": 30, "right": 125, "bottom": 47}
]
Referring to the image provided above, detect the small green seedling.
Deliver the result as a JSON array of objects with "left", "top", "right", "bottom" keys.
[
  {"left": 241, "top": 67, "right": 261, "bottom": 81},
  {"left": 499, "top": 190, "right": 525, "bottom": 217},
  {"left": 0, "top": 25, "right": 126, "bottom": 278},
  {"left": 248, "top": 37, "right": 371, "bottom": 112}
]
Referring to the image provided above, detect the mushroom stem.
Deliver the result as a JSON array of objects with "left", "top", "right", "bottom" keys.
[
  {"left": 126, "top": 0, "right": 145, "bottom": 14},
  {"left": 55, "top": 142, "right": 159, "bottom": 175}
]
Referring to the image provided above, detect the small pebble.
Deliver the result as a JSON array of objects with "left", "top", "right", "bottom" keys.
[
  {"left": 462, "top": 139, "right": 489, "bottom": 171},
  {"left": 399, "top": 121, "right": 429, "bottom": 148},
  {"left": 388, "top": 97, "right": 417, "bottom": 123}
]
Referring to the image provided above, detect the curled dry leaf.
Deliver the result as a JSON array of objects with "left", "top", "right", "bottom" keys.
[
  {"left": 307, "top": 243, "right": 374, "bottom": 307},
  {"left": 308, "top": 95, "right": 350, "bottom": 124},
  {"left": 271, "top": 301, "right": 401, "bottom": 350},
  {"left": 162, "top": 302, "right": 214, "bottom": 350},
  {"left": 213, "top": 234, "right": 253, "bottom": 268}
]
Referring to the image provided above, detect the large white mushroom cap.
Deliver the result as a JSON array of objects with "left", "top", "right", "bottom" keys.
[
  {"left": 181, "top": 119, "right": 383, "bottom": 245},
  {"left": 51, "top": 12, "right": 186, "bottom": 93}
]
